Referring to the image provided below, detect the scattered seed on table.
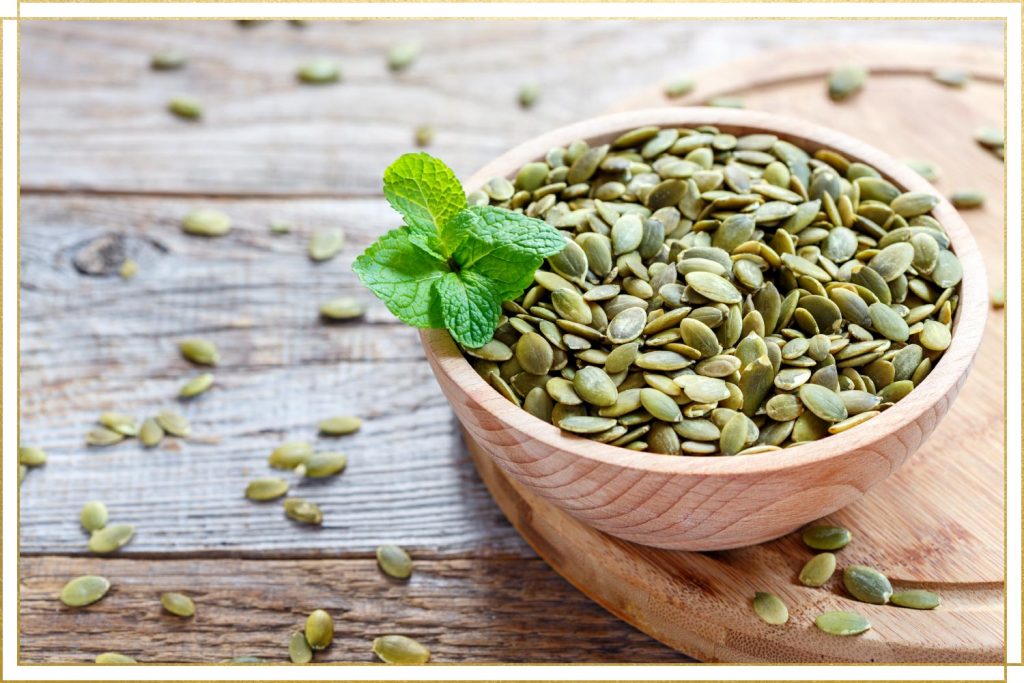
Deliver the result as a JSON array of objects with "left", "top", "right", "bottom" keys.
[
  {"left": 88, "top": 523, "right": 135, "bottom": 555},
  {"left": 119, "top": 259, "right": 138, "bottom": 279},
  {"left": 372, "top": 635, "right": 431, "bottom": 664},
  {"left": 387, "top": 42, "right": 419, "bottom": 72},
  {"left": 284, "top": 498, "right": 323, "bottom": 525},
  {"left": 814, "top": 610, "right": 871, "bottom": 636},
  {"left": 182, "top": 209, "right": 231, "bottom": 237},
  {"left": 798, "top": 552, "right": 837, "bottom": 587},
  {"left": 289, "top": 631, "right": 313, "bottom": 663},
  {"left": 305, "top": 609, "right": 334, "bottom": 650},
  {"left": 60, "top": 575, "right": 110, "bottom": 607},
  {"left": 319, "top": 415, "right": 362, "bottom": 435},
  {"left": 376, "top": 544, "right": 413, "bottom": 579},
  {"left": 828, "top": 65, "right": 868, "bottom": 101},
  {"left": 842, "top": 564, "right": 893, "bottom": 604},
  {"left": 19, "top": 446, "right": 46, "bottom": 467},
  {"left": 245, "top": 477, "right": 290, "bottom": 501},
  {"left": 751, "top": 591, "right": 788, "bottom": 625},
  {"left": 297, "top": 59, "right": 341, "bottom": 84},
  {"left": 802, "top": 525, "right": 851, "bottom": 550},
  {"left": 151, "top": 49, "right": 187, "bottom": 71},
  {"left": 518, "top": 82, "right": 540, "bottom": 109},
  {"left": 80, "top": 501, "right": 109, "bottom": 532},
  {"left": 168, "top": 95, "right": 202, "bottom": 120},
  {"left": 179, "top": 373, "right": 214, "bottom": 398},
  {"left": 890, "top": 589, "right": 941, "bottom": 609},
  {"left": 178, "top": 338, "right": 219, "bottom": 365},
  {"left": 932, "top": 67, "right": 969, "bottom": 87},
  {"left": 139, "top": 417, "right": 165, "bottom": 447},
  {"left": 308, "top": 228, "right": 345, "bottom": 262},
  {"left": 319, "top": 297, "right": 365, "bottom": 321},
  {"left": 302, "top": 452, "right": 347, "bottom": 478},
  {"left": 160, "top": 592, "right": 196, "bottom": 617},
  {"left": 269, "top": 219, "right": 292, "bottom": 234},
  {"left": 950, "top": 189, "right": 984, "bottom": 209},
  {"left": 664, "top": 76, "right": 695, "bottom": 98},
  {"left": 95, "top": 652, "right": 137, "bottom": 664},
  {"left": 414, "top": 124, "right": 435, "bottom": 147}
]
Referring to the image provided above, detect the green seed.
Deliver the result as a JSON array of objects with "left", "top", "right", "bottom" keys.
[
  {"left": 920, "top": 320, "right": 952, "bottom": 351},
  {"left": 664, "top": 76, "right": 695, "bottom": 98},
  {"left": 319, "top": 297, "right": 365, "bottom": 321},
  {"left": 685, "top": 271, "right": 742, "bottom": 304},
  {"left": 387, "top": 42, "right": 419, "bottom": 71},
  {"left": 751, "top": 591, "right": 788, "bottom": 625},
  {"left": 558, "top": 415, "right": 618, "bottom": 434},
  {"left": 414, "top": 125, "right": 435, "bottom": 147},
  {"left": 890, "top": 589, "right": 941, "bottom": 610},
  {"left": 518, "top": 82, "right": 540, "bottom": 108},
  {"left": 802, "top": 524, "right": 851, "bottom": 550},
  {"left": 707, "top": 96, "right": 744, "bottom": 108},
  {"left": 95, "top": 652, "right": 136, "bottom": 664},
  {"left": 843, "top": 564, "right": 893, "bottom": 604},
  {"left": 891, "top": 191, "right": 940, "bottom": 218},
  {"left": 269, "top": 219, "right": 292, "bottom": 234},
  {"left": 179, "top": 373, "right": 214, "bottom": 398},
  {"left": 798, "top": 552, "right": 837, "bottom": 587},
  {"left": 60, "top": 575, "right": 110, "bottom": 607},
  {"left": 168, "top": 95, "right": 202, "bottom": 120},
  {"left": 991, "top": 286, "right": 1005, "bottom": 308},
  {"left": 151, "top": 49, "right": 187, "bottom": 70},
  {"left": 245, "top": 477, "right": 289, "bottom": 501},
  {"left": 372, "top": 635, "right": 431, "bottom": 664},
  {"left": 178, "top": 338, "right": 219, "bottom": 365},
  {"left": 975, "top": 125, "right": 1004, "bottom": 148},
  {"left": 815, "top": 611, "right": 871, "bottom": 636},
  {"left": 639, "top": 388, "right": 682, "bottom": 423},
  {"left": 828, "top": 66, "right": 867, "bottom": 101},
  {"left": 573, "top": 366, "right": 618, "bottom": 407},
  {"left": 86, "top": 427, "right": 125, "bottom": 447},
  {"left": 284, "top": 498, "right": 323, "bottom": 525},
  {"left": 19, "top": 446, "right": 46, "bottom": 467},
  {"left": 297, "top": 59, "right": 341, "bottom": 84},
  {"left": 80, "top": 501, "right": 109, "bottom": 532},
  {"left": 88, "top": 523, "right": 135, "bottom": 554},
  {"left": 951, "top": 189, "right": 985, "bottom": 208},
  {"left": 319, "top": 415, "right": 362, "bottom": 436},
  {"left": 160, "top": 592, "right": 196, "bottom": 617},
  {"left": 932, "top": 67, "right": 969, "bottom": 87},
  {"left": 119, "top": 259, "right": 138, "bottom": 279},
  {"left": 305, "top": 609, "right": 334, "bottom": 650},
  {"left": 798, "top": 384, "right": 847, "bottom": 422},
  {"left": 376, "top": 544, "right": 413, "bottom": 579},
  {"left": 303, "top": 452, "right": 348, "bottom": 478},
  {"left": 308, "top": 228, "right": 345, "bottom": 262},
  {"left": 289, "top": 632, "right": 313, "bottom": 664},
  {"left": 155, "top": 410, "right": 191, "bottom": 437},
  {"left": 269, "top": 441, "right": 313, "bottom": 469},
  {"left": 182, "top": 209, "right": 230, "bottom": 237},
  {"left": 139, "top": 418, "right": 164, "bottom": 447}
]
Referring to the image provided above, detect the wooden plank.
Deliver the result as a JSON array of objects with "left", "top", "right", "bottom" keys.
[
  {"left": 20, "top": 20, "right": 1003, "bottom": 196},
  {"left": 19, "top": 195, "right": 529, "bottom": 556},
  {"left": 18, "top": 555, "right": 688, "bottom": 663}
]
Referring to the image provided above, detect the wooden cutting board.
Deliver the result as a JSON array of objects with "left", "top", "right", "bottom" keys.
[{"left": 466, "top": 42, "right": 1005, "bottom": 663}]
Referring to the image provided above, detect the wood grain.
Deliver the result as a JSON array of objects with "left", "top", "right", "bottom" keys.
[
  {"left": 19, "top": 556, "right": 687, "bottom": 663},
  {"left": 458, "top": 43, "right": 1005, "bottom": 661}
]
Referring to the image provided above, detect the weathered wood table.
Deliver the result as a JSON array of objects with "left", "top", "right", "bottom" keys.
[{"left": 18, "top": 19, "right": 1003, "bottom": 663}]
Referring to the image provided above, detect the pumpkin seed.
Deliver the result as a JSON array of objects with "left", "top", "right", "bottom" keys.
[
  {"left": 843, "top": 565, "right": 893, "bottom": 604},
  {"left": 303, "top": 452, "right": 348, "bottom": 478},
  {"left": 19, "top": 446, "right": 46, "bottom": 466},
  {"left": 376, "top": 544, "right": 413, "bottom": 579},
  {"left": 139, "top": 418, "right": 164, "bottom": 447},
  {"left": 815, "top": 611, "right": 871, "bottom": 636},
  {"left": 903, "top": 158, "right": 941, "bottom": 181},
  {"left": 932, "top": 67, "right": 969, "bottom": 87},
  {"left": 752, "top": 591, "right": 788, "bottom": 625},
  {"left": 168, "top": 95, "right": 202, "bottom": 120},
  {"left": 308, "top": 228, "right": 345, "bottom": 262},
  {"left": 951, "top": 189, "right": 984, "bottom": 208},
  {"left": 319, "top": 415, "right": 362, "bottom": 436},
  {"left": 387, "top": 42, "right": 418, "bottom": 71},
  {"left": 664, "top": 76, "right": 695, "bottom": 98},
  {"left": 179, "top": 373, "right": 214, "bottom": 398},
  {"left": 155, "top": 410, "right": 191, "bottom": 437},
  {"left": 372, "top": 635, "right": 431, "bottom": 664},
  {"left": 890, "top": 589, "right": 941, "bottom": 610},
  {"left": 160, "top": 592, "right": 195, "bottom": 617},
  {"left": 799, "top": 552, "right": 837, "bottom": 587},
  {"left": 61, "top": 575, "right": 110, "bottom": 607},
  {"left": 991, "top": 286, "right": 1005, "bottom": 308},
  {"left": 99, "top": 412, "right": 137, "bottom": 436},
  {"left": 289, "top": 631, "right": 313, "bottom": 663},
  {"left": 269, "top": 441, "right": 312, "bottom": 469},
  {"left": 639, "top": 388, "right": 682, "bottom": 423},
  {"left": 178, "top": 338, "right": 219, "bottom": 365},
  {"left": 88, "top": 523, "right": 134, "bottom": 554},
  {"left": 95, "top": 652, "right": 136, "bottom": 664},
  {"left": 975, "top": 125, "right": 1004, "bottom": 148},
  {"left": 284, "top": 498, "right": 323, "bottom": 525},
  {"left": 920, "top": 320, "right": 952, "bottom": 351},
  {"left": 573, "top": 366, "right": 618, "bottom": 407},
  {"left": 297, "top": 59, "right": 341, "bottom": 84},
  {"left": 828, "top": 66, "right": 867, "bottom": 101},
  {"left": 151, "top": 49, "right": 186, "bottom": 70},
  {"left": 80, "top": 501, "right": 109, "bottom": 532},
  {"left": 245, "top": 477, "right": 289, "bottom": 501},
  {"left": 182, "top": 209, "right": 229, "bottom": 238},
  {"left": 319, "top": 297, "right": 365, "bottom": 320},
  {"left": 86, "top": 427, "right": 125, "bottom": 447},
  {"left": 305, "top": 609, "right": 334, "bottom": 650},
  {"left": 802, "top": 524, "right": 851, "bottom": 550},
  {"left": 414, "top": 124, "right": 435, "bottom": 147},
  {"left": 518, "top": 82, "right": 540, "bottom": 108}
]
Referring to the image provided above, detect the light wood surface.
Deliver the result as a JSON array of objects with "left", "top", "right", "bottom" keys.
[
  {"left": 448, "top": 44, "right": 1006, "bottom": 661},
  {"left": 18, "top": 20, "right": 1004, "bottom": 664}
]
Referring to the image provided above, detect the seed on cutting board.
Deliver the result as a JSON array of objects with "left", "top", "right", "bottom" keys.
[
  {"left": 86, "top": 427, "right": 125, "bottom": 447},
  {"left": 19, "top": 446, "right": 46, "bottom": 466},
  {"left": 376, "top": 544, "right": 413, "bottom": 579},
  {"left": 289, "top": 631, "right": 313, "bottom": 664},
  {"left": 372, "top": 635, "right": 431, "bottom": 664},
  {"left": 319, "top": 297, "right": 365, "bottom": 320},
  {"left": 99, "top": 412, "right": 137, "bottom": 436},
  {"left": 95, "top": 652, "right": 136, "bottom": 664},
  {"left": 518, "top": 82, "right": 540, "bottom": 108},
  {"left": 751, "top": 591, "right": 788, "bottom": 625},
  {"left": 60, "top": 575, "right": 110, "bottom": 607},
  {"left": 168, "top": 95, "right": 202, "bottom": 120},
  {"left": 139, "top": 418, "right": 164, "bottom": 447},
  {"left": 119, "top": 259, "right": 138, "bottom": 279},
  {"left": 178, "top": 338, "right": 219, "bottom": 365},
  {"left": 387, "top": 42, "right": 419, "bottom": 71},
  {"left": 309, "top": 228, "right": 345, "bottom": 262},
  {"left": 297, "top": 58, "right": 341, "bottom": 84},
  {"left": 179, "top": 373, "right": 214, "bottom": 398},
  {"left": 305, "top": 610, "right": 334, "bottom": 650},
  {"left": 182, "top": 209, "right": 230, "bottom": 237},
  {"left": 664, "top": 76, "right": 695, "bottom": 98},
  {"left": 269, "top": 441, "right": 313, "bottom": 469},
  {"left": 932, "top": 67, "right": 969, "bottom": 87},
  {"left": 245, "top": 477, "right": 289, "bottom": 501},
  {"left": 88, "top": 523, "right": 135, "bottom": 554},
  {"left": 843, "top": 564, "right": 893, "bottom": 604},
  {"left": 414, "top": 125, "right": 435, "bottom": 147},
  {"left": 815, "top": 610, "right": 871, "bottom": 636},
  {"left": 80, "top": 501, "right": 109, "bottom": 532},
  {"left": 798, "top": 552, "right": 837, "bottom": 587},
  {"left": 319, "top": 415, "right": 362, "bottom": 436},
  {"left": 303, "top": 452, "right": 348, "bottom": 478},
  {"left": 160, "top": 592, "right": 196, "bottom": 617},
  {"left": 890, "top": 589, "right": 941, "bottom": 610},
  {"left": 284, "top": 498, "right": 323, "bottom": 525},
  {"left": 828, "top": 65, "right": 867, "bottom": 101},
  {"left": 155, "top": 409, "right": 191, "bottom": 437},
  {"left": 974, "top": 125, "right": 1004, "bottom": 148},
  {"left": 270, "top": 219, "right": 292, "bottom": 234},
  {"left": 802, "top": 525, "right": 851, "bottom": 550},
  {"left": 151, "top": 49, "right": 187, "bottom": 70},
  {"left": 902, "top": 158, "right": 940, "bottom": 182},
  {"left": 950, "top": 189, "right": 984, "bottom": 208}
]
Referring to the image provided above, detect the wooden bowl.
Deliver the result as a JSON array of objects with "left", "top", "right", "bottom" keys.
[{"left": 421, "top": 107, "right": 988, "bottom": 551}]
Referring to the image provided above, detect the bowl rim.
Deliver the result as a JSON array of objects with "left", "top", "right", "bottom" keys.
[{"left": 421, "top": 106, "right": 988, "bottom": 477}]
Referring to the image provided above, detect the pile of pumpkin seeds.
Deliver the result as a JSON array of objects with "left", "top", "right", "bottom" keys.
[
  {"left": 751, "top": 521, "right": 941, "bottom": 635},
  {"left": 461, "top": 125, "right": 963, "bottom": 456}
]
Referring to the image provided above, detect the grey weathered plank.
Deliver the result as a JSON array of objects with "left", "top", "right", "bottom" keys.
[
  {"left": 20, "top": 19, "right": 1003, "bottom": 195},
  {"left": 19, "top": 555, "right": 689, "bottom": 662},
  {"left": 20, "top": 194, "right": 529, "bottom": 556}
]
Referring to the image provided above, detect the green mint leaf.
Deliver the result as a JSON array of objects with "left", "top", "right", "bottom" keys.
[
  {"left": 383, "top": 153, "right": 467, "bottom": 241},
  {"left": 434, "top": 270, "right": 504, "bottom": 348},
  {"left": 461, "top": 246, "right": 543, "bottom": 302},
  {"left": 352, "top": 226, "right": 448, "bottom": 329},
  {"left": 442, "top": 205, "right": 566, "bottom": 264}
]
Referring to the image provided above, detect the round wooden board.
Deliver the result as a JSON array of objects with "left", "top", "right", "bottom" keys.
[{"left": 466, "top": 42, "right": 1005, "bottom": 663}]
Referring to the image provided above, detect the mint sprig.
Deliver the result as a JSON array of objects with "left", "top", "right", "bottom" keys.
[{"left": 354, "top": 153, "right": 566, "bottom": 348}]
